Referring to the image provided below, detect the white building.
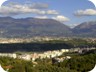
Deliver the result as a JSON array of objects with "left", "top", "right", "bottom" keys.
[
  {"left": 61, "top": 49, "right": 69, "bottom": 52},
  {"left": 18, "top": 54, "right": 31, "bottom": 61},
  {"left": 0, "top": 53, "right": 17, "bottom": 59}
]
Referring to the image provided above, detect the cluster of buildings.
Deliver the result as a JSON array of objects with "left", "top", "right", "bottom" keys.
[
  {"left": 18, "top": 49, "right": 69, "bottom": 61},
  {"left": 0, "top": 53, "right": 16, "bottom": 59},
  {"left": 0, "top": 37, "right": 72, "bottom": 43},
  {"left": 0, "top": 49, "right": 69, "bottom": 62},
  {"left": 52, "top": 56, "right": 71, "bottom": 63},
  {"left": 69, "top": 47, "right": 96, "bottom": 54},
  {"left": 0, "top": 47, "right": 95, "bottom": 62}
]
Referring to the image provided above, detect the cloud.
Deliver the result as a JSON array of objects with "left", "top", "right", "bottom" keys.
[
  {"left": 46, "top": 10, "right": 58, "bottom": 15},
  {"left": 7, "top": 2, "right": 49, "bottom": 9},
  {"left": 52, "top": 15, "right": 70, "bottom": 22},
  {"left": 0, "top": 2, "right": 69, "bottom": 22},
  {"left": 65, "top": 23, "right": 80, "bottom": 28},
  {"left": 35, "top": 16, "right": 48, "bottom": 19},
  {"left": 0, "top": 3, "right": 59, "bottom": 16},
  {"left": 74, "top": 9, "right": 96, "bottom": 16},
  {"left": 31, "top": 3, "right": 49, "bottom": 9}
]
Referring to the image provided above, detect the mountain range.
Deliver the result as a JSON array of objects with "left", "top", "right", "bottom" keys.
[
  {"left": 73, "top": 21, "right": 96, "bottom": 37},
  {"left": 0, "top": 17, "right": 96, "bottom": 38}
]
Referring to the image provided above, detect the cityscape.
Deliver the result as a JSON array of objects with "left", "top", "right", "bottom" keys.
[{"left": 0, "top": 0, "right": 96, "bottom": 72}]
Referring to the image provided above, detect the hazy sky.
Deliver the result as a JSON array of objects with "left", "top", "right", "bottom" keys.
[{"left": 1, "top": 0, "right": 96, "bottom": 27}]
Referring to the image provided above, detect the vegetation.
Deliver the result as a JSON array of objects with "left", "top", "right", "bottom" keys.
[
  {"left": 0, "top": 38, "right": 95, "bottom": 72},
  {"left": 0, "top": 53, "right": 96, "bottom": 72},
  {"left": 57, "top": 53, "right": 96, "bottom": 72}
]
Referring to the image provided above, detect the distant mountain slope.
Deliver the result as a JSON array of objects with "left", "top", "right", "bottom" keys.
[
  {"left": 0, "top": 17, "right": 96, "bottom": 38},
  {"left": 0, "top": 17, "right": 72, "bottom": 38},
  {"left": 73, "top": 21, "right": 96, "bottom": 37}
]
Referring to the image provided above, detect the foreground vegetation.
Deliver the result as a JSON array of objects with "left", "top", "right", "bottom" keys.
[{"left": 0, "top": 52, "right": 96, "bottom": 72}]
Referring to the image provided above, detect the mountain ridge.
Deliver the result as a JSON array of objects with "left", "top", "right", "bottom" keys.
[
  {"left": 0, "top": 17, "right": 96, "bottom": 38},
  {"left": 73, "top": 21, "right": 96, "bottom": 37},
  {"left": 0, "top": 17, "right": 72, "bottom": 38}
]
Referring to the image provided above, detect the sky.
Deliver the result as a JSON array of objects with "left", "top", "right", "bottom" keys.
[{"left": 0, "top": 0, "right": 96, "bottom": 27}]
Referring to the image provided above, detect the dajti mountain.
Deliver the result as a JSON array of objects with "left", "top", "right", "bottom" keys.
[
  {"left": 0, "top": 17, "right": 72, "bottom": 38},
  {"left": 0, "top": 17, "right": 96, "bottom": 38}
]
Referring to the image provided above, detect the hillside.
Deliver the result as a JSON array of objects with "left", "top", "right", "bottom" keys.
[
  {"left": 73, "top": 21, "right": 96, "bottom": 37},
  {"left": 0, "top": 17, "right": 96, "bottom": 38},
  {"left": 0, "top": 17, "right": 72, "bottom": 38}
]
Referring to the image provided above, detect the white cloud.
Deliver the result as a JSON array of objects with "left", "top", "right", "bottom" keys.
[
  {"left": 7, "top": 2, "right": 49, "bottom": 9},
  {"left": 65, "top": 23, "right": 80, "bottom": 28},
  {"left": 46, "top": 10, "right": 58, "bottom": 15},
  {"left": 0, "top": 3, "right": 59, "bottom": 16},
  {"left": 52, "top": 15, "right": 70, "bottom": 22},
  {"left": 74, "top": 9, "right": 96, "bottom": 16},
  {"left": 31, "top": 3, "right": 49, "bottom": 9},
  {"left": 35, "top": 16, "right": 48, "bottom": 19}
]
